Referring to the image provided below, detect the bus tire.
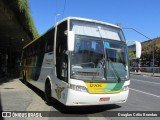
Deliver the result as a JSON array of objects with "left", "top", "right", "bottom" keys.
[{"left": 45, "top": 80, "right": 52, "bottom": 103}]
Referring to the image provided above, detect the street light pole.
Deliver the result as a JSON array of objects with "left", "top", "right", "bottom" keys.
[
  {"left": 122, "top": 27, "right": 155, "bottom": 75},
  {"left": 54, "top": 14, "right": 61, "bottom": 25}
]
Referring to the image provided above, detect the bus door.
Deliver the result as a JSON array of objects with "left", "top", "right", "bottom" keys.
[{"left": 54, "top": 21, "right": 69, "bottom": 104}]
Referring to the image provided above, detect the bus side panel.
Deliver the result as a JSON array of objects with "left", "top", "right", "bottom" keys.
[
  {"left": 36, "top": 52, "right": 55, "bottom": 91},
  {"left": 38, "top": 52, "right": 69, "bottom": 105}
]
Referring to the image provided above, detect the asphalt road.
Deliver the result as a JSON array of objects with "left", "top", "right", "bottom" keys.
[
  {"left": 124, "top": 74, "right": 160, "bottom": 110},
  {"left": 0, "top": 74, "right": 160, "bottom": 120}
]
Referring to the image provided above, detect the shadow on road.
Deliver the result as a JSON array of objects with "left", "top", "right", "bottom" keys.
[
  {"left": 20, "top": 79, "right": 121, "bottom": 115},
  {"left": 0, "top": 77, "right": 14, "bottom": 85}
]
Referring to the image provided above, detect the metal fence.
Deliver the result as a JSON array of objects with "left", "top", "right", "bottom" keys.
[{"left": 130, "top": 67, "right": 160, "bottom": 73}]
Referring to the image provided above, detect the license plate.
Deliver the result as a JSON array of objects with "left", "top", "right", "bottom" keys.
[{"left": 99, "top": 97, "right": 110, "bottom": 101}]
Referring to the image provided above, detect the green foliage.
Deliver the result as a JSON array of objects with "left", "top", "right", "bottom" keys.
[
  {"left": 17, "top": 0, "right": 39, "bottom": 39},
  {"left": 141, "top": 38, "right": 160, "bottom": 66},
  {"left": 141, "top": 42, "right": 152, "bottom": 61},
  {"left": 2, "top": 0, "right": 39, "bottom": 39},
  {"left": 155, "top": 46, "right": 160, "bottom": 62},
  {"left": 128, "top": 49, "right": 136, "bottom": 60}
]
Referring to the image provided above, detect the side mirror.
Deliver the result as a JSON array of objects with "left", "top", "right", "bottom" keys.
[
  {"left": 68, "top": 31, "right": 75, "bottom": 51},
  {"left": 127, "top": 41, "right": 142, "bottom": 58},
  {"left": 135, "top": 41, "right": 141, "bottom": 58}
]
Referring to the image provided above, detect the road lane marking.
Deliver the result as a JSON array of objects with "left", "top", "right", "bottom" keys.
[
  {"left": 130, "top": 88, "right": 160, "bottom": 98},
  {"left": 131, "top": 79, "right": 160, "bottom": 85}
]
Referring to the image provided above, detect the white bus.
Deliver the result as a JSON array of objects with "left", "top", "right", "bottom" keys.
[{"left": 21, "top": 17, "right": 141, "bottom": 106}]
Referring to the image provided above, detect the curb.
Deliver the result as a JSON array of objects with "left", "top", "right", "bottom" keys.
[{"left": 130, "top": 72, "right": 160, "bottom": 77}]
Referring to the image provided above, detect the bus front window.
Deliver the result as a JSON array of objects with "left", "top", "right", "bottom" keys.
[{"left": 70, "top": 36, "right": 129, "bottom": 82}]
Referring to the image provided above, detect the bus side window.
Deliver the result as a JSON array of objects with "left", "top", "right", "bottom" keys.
[
  {"left": 56, "top": 21, "right": 68, "bottom": 82},
  {"left": 45, "top": 29, "right": 54, "bottom": 52},
  {"left": 39, "top": 38, "right": 45, "bottom": 54}
]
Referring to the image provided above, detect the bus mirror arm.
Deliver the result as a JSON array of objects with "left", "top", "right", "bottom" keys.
[{"left": 68, "top": 31, "right": 75, "bottom": 51}]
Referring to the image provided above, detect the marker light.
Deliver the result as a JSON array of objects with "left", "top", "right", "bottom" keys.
[{"left": 122, "top": 86, "right": 129, "bottom": 91}]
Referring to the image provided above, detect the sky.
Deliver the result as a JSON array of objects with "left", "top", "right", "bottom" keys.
[{"left": 29, "top": 0, "right": 160, "bottom": 42}]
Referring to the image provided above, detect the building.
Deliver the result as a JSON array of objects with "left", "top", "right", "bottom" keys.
[{"left": 0, "top": 0, "right": 39, "bottom": 78}]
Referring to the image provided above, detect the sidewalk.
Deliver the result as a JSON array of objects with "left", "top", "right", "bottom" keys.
[
  {"left": 130, "top": 71, "right": 160, "bottom": 77},
  {"left": 0, "top": 78, "right": 50, "bottom": 120}
]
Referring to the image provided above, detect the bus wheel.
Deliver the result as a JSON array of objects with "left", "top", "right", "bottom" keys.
[{"left": 45, "top": 80, "right": 52, "bottom": 103}]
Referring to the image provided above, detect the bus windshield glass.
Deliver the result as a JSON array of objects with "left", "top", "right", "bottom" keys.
[{"left": 70, "top": 36, "right": 129, "bottom": 82}]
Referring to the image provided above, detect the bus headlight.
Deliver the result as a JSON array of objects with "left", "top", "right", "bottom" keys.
[
  {"left": 69, "top": 84, "right": 88, "bottom": 92},
  {"left": 122, "top": 86, "right": 129, "bottom": 91}
]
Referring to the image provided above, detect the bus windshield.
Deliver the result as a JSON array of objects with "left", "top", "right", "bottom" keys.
[{"left": 70, "top": 36, "right": 129, "bottom": 82}]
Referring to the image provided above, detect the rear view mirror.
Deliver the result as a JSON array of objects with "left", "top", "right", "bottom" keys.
[
  {"left": 68, "top": 31, "right": 75, "bottom": 51},
  {"left": 135, "top": 41, "right": 141, "bottom": 58},
  {"left": 127, "top": 41, "right": 142, "bottom": 59}
]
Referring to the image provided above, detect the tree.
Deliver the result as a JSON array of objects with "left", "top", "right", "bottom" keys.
[
  {"left": 141, "top": 38, "right": 160, "bottom": 66},
  {"left": 128, "top": 49, "right": 136, "bottom": 60}
]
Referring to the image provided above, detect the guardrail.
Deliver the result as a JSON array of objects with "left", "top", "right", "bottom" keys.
[{"left": 130, "top": 67, "right": 160, "bottom": 73}]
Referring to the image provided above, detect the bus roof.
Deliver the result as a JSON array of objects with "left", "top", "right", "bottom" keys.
[
  {"left": 57, "top": 16, "right": 121, "bottom": 29},
  {"left": 23, "top": 16, "right": 121, "bottom": 49}
]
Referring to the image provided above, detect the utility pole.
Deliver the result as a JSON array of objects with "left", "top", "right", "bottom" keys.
[{"left": 54, "top": 14, "right": 61, "bottom": 25}]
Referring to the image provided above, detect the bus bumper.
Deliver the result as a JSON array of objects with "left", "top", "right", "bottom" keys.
[{"left": 65, "top": 89, "right": 129, "bottom": 106}]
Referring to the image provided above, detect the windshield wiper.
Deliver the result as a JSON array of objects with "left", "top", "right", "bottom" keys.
[
  {"left": 105, "top": 48, "right": 121, "bottom": 83},
  {"left": 108, "top": 58, "right": 121, "bottom": 83},
  {"left": 100, "top": 58, "right": 121, "bottom": 83}
]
